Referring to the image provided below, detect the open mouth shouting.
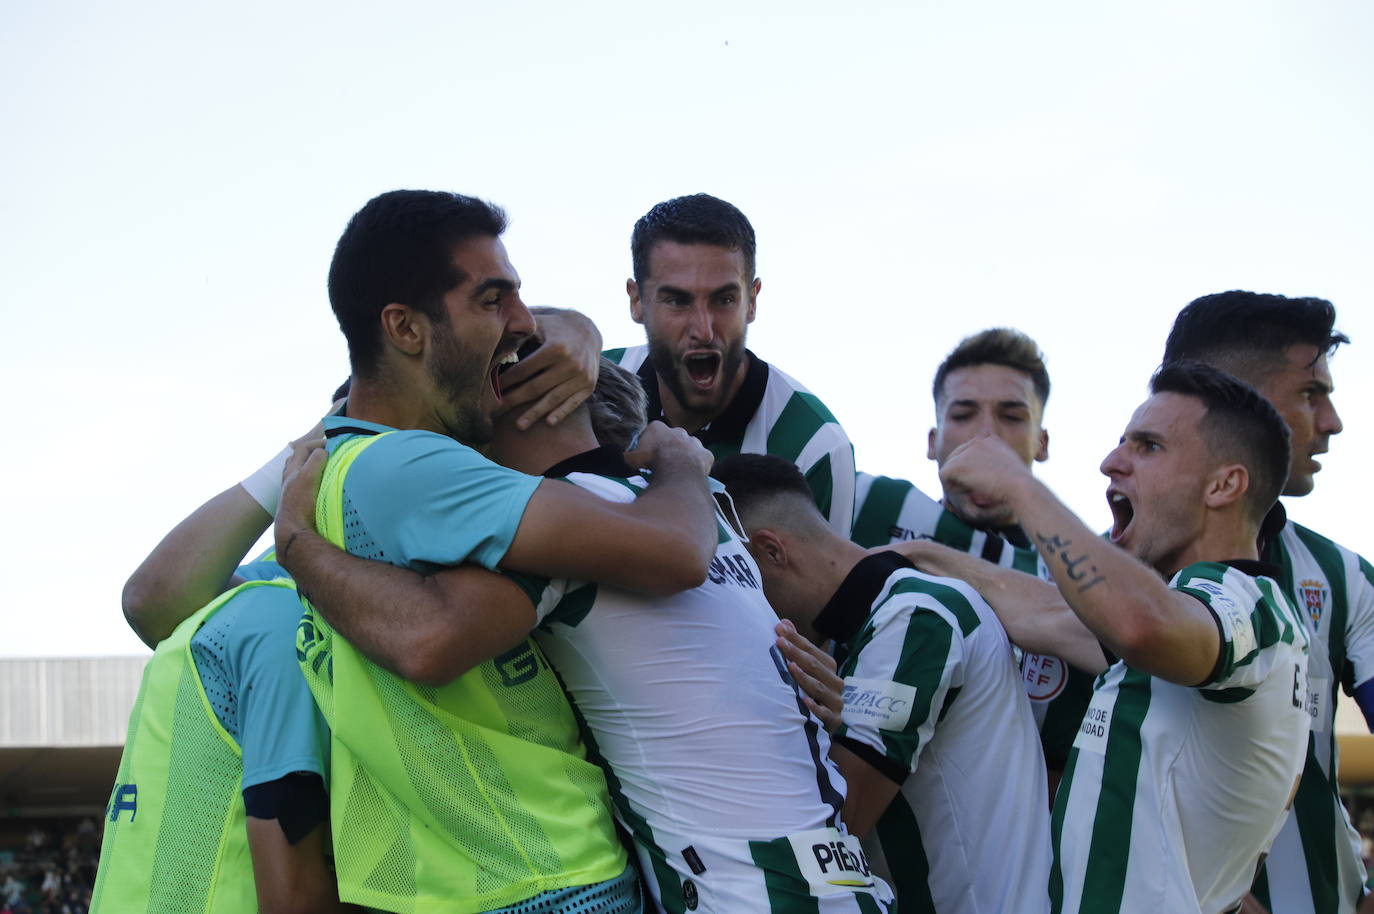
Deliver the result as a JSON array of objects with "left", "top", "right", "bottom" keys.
[
  {"left": 490, "top": 350, "right": 521, "bottom": 401},
  {"left": 682, "top": 349, "right": 723, "bottom": 391},
  {"left": 1107, "top": 488, "right": 1135, "bottom": 544}
]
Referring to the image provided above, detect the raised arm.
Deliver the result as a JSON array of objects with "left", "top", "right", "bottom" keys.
[
  {"left": 499, "top": 422, "right": 717, "bottom": 594},
  {"left": 941, "top": 437, "right": 1221, "bottom": 686},
  {"left": 883, "top": 539, "right": 1107, "bottom": 676}
]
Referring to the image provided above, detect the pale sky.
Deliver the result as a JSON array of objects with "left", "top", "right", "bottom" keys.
[{"left": 3, "top": 0, "right": 1371, "bottom": 657}]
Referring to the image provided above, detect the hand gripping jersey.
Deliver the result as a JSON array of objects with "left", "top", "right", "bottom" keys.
[
  {"left": 850, "top": 472, "right": 1094, "bottom": 771},
  {"left": 607, "top": 345, "right": 856, "bottom": 536},
  {"left": 525, "top": 448, "right": 893, "bottom": 914},
  {"left": 822, "top": 552, "right": 1052, "bottom": 914},
  {"left": 1254, "top": 511, "right": 1374, "bottom": 914},
  {"left": 1050, "top": 561, "right": 1311, "bottom": 914},
  {"left": 91, "top": 578, "right": 299, "bottom": 914},
  {"left": 295, "top": 423, "right": 627, "bottom": 914}
]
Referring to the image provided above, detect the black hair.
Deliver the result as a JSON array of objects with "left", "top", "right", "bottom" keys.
[
  {"left": 630, "top": 194, "right": 757, "bottom": 285},
  {"left": 327, "top": 190, "right": 508, "bottom": 377},
  {"left": 1150, "top": 360, "right": 1291, "bottom": 523},
  {"left": 711, "top": 453, "right": 815, "bottom": 520},
  {"left": 932, "top": 327, "right": 1051, "bottom": 408},
  {"left": 1162, "top": 291, "right": 1348, "bottom": 380}
]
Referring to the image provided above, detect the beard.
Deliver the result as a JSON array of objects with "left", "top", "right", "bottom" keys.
[
  {"left": 427, "top": 320, "right": 494, "bottom": 446},
  {"left": 648, "top": 334, "right": 748, "bottom": 422}
]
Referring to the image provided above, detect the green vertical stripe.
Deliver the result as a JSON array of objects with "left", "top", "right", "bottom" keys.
[
  {"left": 748, "top": 838, "right": 822, "bottom": 914},
  {"left": 1295, "top": 525, "right": 1351, "bottom": 674},
  {"left": 767, "top": 392, "right": 833, "bottom": 462},
  {"left": 1010, "top": 546, "right": 1041, "bottom": 575},
  {"left": 805, "top": 454, "right": 835, "bottom": 521},
  {"left": 1079, "top": 670, "right": 1152, "bottom": 913},
  {"left": 874, "top": 796, "right": 935, "bottom": 913},
  {"left": 603, "top": 347, "right": 627, "bottom": 364},
  {"left": 1292, "top": 734, "right": 1342, "bottom": 913},
  {"left": 1048, "top": 744, "right": 1080, "bottom": 914},
  {"left": 851, "top": 476, "right": 914, "bottom": 548},
  {"left": 933, "top": 509, "right": 974, "bottom": 552}
]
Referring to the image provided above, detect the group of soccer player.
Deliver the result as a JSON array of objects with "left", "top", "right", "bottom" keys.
[{"left": 88, "top": 189, "right": 1373, "bottom": 914}]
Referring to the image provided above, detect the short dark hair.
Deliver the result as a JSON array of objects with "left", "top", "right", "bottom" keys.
[
  {"left": 932, "top": 327, "right": 1051, "bottom": 408},
  {"left": 1150, "top": 360, "right": 1291, "bottom": 523},
  {"left": 711, "top": 453, "right": 816, "bottom": 519},
  {"left": 1162, "top": 291, "right": 1348, "bottom": 381},
  {"left": 588, "top": 359, "right": 648, "bottom": 451},
  {"left": 631, "top": 194, "right": 757, "bottom": 284},
  {"left": 328, "top": 190, "right": 508, "bottom": 377}
]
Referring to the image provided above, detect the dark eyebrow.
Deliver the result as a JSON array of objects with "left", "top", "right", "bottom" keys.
[
  {"left": 656, "top": 283, "right": 741, "bottom": 300},
  {"left": 471, "top": 278, "right": 517, "bottom": 299},
  {"left": 1126, "top": 429, "right": 1164, "bottom": 447}
]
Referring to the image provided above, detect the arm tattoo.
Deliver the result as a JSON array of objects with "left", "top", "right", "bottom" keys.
[{"left": 1035, "top": 531, "right": 1107, "bottom": 593}]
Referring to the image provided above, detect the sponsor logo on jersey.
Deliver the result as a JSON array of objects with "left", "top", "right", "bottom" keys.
[
  {"left": 1076, "top": 691, "right": 1113, "bottom": 755},
  {"left": 494, "top": 642, "right": 546, "bottom": 687},
  {"left": 890, "top": 526, "right": 919, "bottom": 542},
  {"left": 108, "top": 783, "right": 137, "bottom": 823},
  {"left": 1299, "top": 578, "right": 1326, "bottom": 626},
  {"left": 786, "top": 828, "right": 876, "bottom": 894},
  {"left": 705, "top": 552, "right": 761, "bottom": 590},
  {"left": 1020, "top": 653, "right": 1068, "bottom": 702},
  {"left": 841, "top": 678, "right": 917, "bottom": 731},
  {"left": 682, "top": 878, "right": 699, "bottom": 910}
]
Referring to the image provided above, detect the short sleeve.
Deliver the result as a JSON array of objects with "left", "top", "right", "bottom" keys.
[
  {"left": 1174, "top": 565, "right": 1290, "bottom": 690},
  {"left": 836, "top": 606, "right": 965, "bottom": 782},
  {"left": 343, "top": 430, "right": 541, "bottom": 571},
  {"left": 225, "top": 587, "right": 329, "bottom": 791}
]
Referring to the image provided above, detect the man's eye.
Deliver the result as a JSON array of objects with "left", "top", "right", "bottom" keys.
[{"left": 949, "top": 412, "right": 974, "bottom": 422}]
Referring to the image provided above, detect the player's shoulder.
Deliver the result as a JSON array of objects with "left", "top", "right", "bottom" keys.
[
  {"left": 1285, "top": 518, "right": 1371, "bottom": 572},
  {"left": 760, "top": 358, "right": 839, "bottom": 422},
  {"left": 604, "top": 344, "right": 648, "bottom": 371},
  {"left": 878, "top": 567, "right": 987, "bottom": 638}
]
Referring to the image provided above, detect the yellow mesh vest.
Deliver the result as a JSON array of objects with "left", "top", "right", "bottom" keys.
[
  {"left": 91, "top": 579, "right": 298, "bottom": 913},
  {"left": 296, "top": 433, "right": 625, "bottom": 914}
]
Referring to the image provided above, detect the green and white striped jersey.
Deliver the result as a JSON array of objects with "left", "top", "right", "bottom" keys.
[
  {"left": 1050, "top": 561, "right": 1311, "bottom": 914},
  {"left": 606, "top": 345, "right": 856, "bottom": 535},
  {"left": 851, "top": 472, "right": 1094, "bottom": 769},
  {"left": 1254, "top": 512, "right": 1374, "bottom": 914},
  {"left": 522, "top": 448, "right": 894, "bottom": 914},
  {"left": 822, "top": 552, "right": 1051, "bottom": 914}
]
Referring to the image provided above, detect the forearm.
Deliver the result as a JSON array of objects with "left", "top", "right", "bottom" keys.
[
  {"left": 1009, "top": 477, "right": 1214, "bottom": 682},
  {"left": 122, "top": 484, "right": 271, "bottom": 647},
  {"left": 896, "top": 543, "right": 1106, "bottom": 675},
  {"left": 281, "top": 531, "right": 533, "bottom": 686}
]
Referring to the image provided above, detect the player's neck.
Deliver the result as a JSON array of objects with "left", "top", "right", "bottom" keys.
[
  {"left": 491, "top": 417, "right": 600, "bottom": 477},
  {"left": 344, "top": 375, "right": 444, "bottom": 436},
  {"left": 1158, "top": 513, "right": 1261, "bottom": 578}
]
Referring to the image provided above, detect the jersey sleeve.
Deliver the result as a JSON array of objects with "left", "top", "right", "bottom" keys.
[
  {"left": 1342, "top": 554, "right": 1374, "bottom": 696},
  {"left": 799, "top": 423, "right": 856, "bottom": 537},
  {"left": 225, "top": 587, "right": 329, "bottom": 791},
  {"left": 344, "top": 430, "right": 541, "bottom": 571},
  {"left": 1174, "top": 564, "right": 1297, "bottom": 690},
  {"left": 836, "top": 605, "right": 966, "bottom": 782}
]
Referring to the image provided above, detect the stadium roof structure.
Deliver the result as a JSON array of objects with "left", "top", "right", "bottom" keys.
[{"left": 1, "top": 656, "right": 145, "bottom": 817}]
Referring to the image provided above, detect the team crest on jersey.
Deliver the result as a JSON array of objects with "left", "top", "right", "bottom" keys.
[{"left": 1299, "top": 578, "right": 1326, "bottom": 626}]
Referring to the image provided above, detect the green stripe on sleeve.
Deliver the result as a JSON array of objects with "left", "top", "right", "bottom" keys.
[
  {"left": 766, "top": 392, "right": 833, "bottom": 463},
  {"left": 851, "top": 476, "right": 914, "bottom": 548},
  {"left": 805, "top": 453, "right": 835, "bottom": 522},
  {"left": 874, "top": 798, "right": 935, "bottom": 913}
]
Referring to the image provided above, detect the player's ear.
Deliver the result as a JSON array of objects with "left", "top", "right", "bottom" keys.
[
  {"left": 927, "top": 427, "right": 938, "bottom": 462},
  {"left": 746, "top": 277, "right": 760, "bottom": 324},
  {"left": 380, "top": 303, "right": 427, "bottom": 358},
  {"left": 628, "top": 279, "right": 645, "bottom": 324},
  {"left": 1035, "top": 428, "right": 1050, "bottom": 463},
  {"left": 1204, "top": 463, "right": 1248, "bottom": 511},
  {"left": 749, "top": 528, "right": 788, "bottom": 569}
]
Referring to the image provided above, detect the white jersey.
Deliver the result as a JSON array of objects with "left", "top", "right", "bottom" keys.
[
  {"left": 1052, "top": 561, "right": 1311, "bottom": 914},
  {"left": 609, "top": 344, "right": 856, "bottom": 536},
  {"left": 1258, "top": 512, "right": 1374, "bottom": 913},
  {"left": 822, "top": 552, "right": 1052, "bottom": 914},
  {"left": 526, "top": 456, "right": 893, "bottom": 913},
  {"left": 851, "top": 471, "right": 1093, "bottom": 767}
]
